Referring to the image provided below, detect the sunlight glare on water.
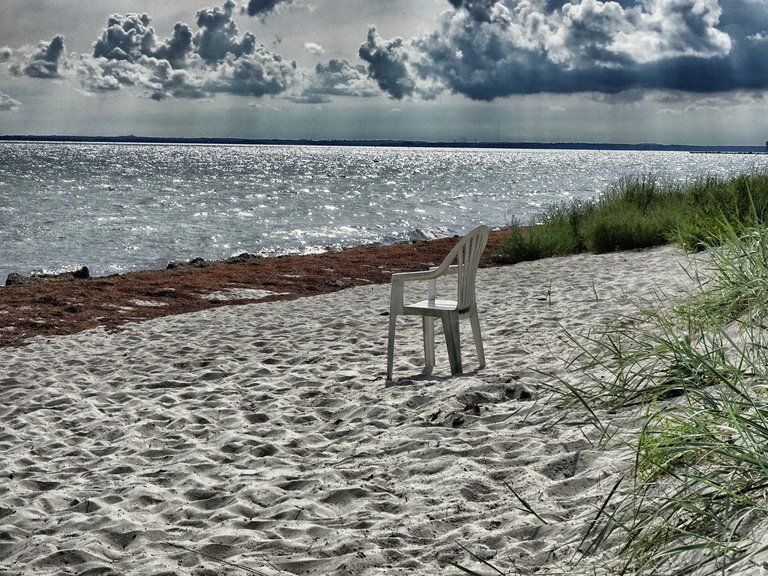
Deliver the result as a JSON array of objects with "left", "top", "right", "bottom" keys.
[{"left": 1, "top": 142, "right": 768, "bottom": 280}]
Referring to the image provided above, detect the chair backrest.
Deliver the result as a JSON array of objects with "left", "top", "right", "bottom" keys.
[{"left": 440, "top": 225, "right": 489, "bottom": 311}]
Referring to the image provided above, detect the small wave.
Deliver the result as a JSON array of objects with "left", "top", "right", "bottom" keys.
[
  {"left": 379, "top": 225, "right": 463, "bottom": 246},
  {"left": 408, "top": 226, "right": 462, "bottom": 242}
]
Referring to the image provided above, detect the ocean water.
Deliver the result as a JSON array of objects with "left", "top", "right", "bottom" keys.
[{"left": 2, "top": 141, "right": 768, "bottom": 282}]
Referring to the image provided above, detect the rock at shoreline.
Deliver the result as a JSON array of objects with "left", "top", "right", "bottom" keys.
[
  {"left": 166, "top": 253, "right": 263, "bottom": 270},
  {"left": 5, "top": 266, "right": 90, "bottom": 287},
  {"left": 166, "top": 257, "right": 209, "bottom": 270}
]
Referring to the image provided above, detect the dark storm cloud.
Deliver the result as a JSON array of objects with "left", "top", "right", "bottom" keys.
[
  {"left": 93, "top": 14, "right": 154, "bottom": 61},
  {"left": 371, "top": 0, "right": 768, "bottom": 100},
  {"left": 194, "top": 0, "right": 256, "bottom": 63},
  {"left": 21, "top": 35, "right": 66, "bottom": 78},
  {"left": 192, "top": 1, "right": 297, "bottom": 97},
  {"left": 93, "top": 14, "right": 193, "bottom": 68},
  {"left": 245, "top": 0, "right": 293, "bottom": 17},
  {"left": 358, "top": 26, "right": 416, "bottom": 100},
  {"left": 7, "top": 0, "right": 767, "bottom": 106},
  {"left": 154, "top": 23, "right": 195, "bottom": 68}
]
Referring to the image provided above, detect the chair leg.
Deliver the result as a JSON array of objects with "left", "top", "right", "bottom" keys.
[
  {"left": 469, "top": 308, "right": 486, "bottom": 369},
  {"left": 422, "top": 316, "right": 435, "bottom": 374},
  {"left": 386, "top": 314, "right": 397, "bottom": 381},
  {"left": 441, "top": 312, "right": 462, "bottom": 375}
]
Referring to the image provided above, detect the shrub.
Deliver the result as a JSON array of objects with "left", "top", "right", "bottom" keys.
[{"left": 493, "top": 171, "right": 768, "bottom": 263}]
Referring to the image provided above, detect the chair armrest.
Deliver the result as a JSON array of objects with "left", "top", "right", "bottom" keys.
[{"left": 391, "top": 268, "right": 446, "bottom": 284}]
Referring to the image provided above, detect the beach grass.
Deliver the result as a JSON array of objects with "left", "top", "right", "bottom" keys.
[
  {"left": 493, "top": 171, "right": 768, "bottom": 264},
  {"left": 551, "top": 221, "right": 768, "bottom": 574},
  {"left": 452, "top": 175, "right": 768, "bottom": 575}
]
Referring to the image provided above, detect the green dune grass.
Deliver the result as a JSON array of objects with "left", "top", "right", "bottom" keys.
[
  {"left": 552, "top": 205, "right": 768, "bottom": 574},
  {"left": 457, "top": 172, "right": 768, "bottom": 574},
  {"left": 493, "top": 171, "right": 768, "bottom": 263}
]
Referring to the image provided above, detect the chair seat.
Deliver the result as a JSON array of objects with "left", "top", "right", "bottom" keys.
[{"left": 404, "top": 298, "right": 459, "bottom": 313}]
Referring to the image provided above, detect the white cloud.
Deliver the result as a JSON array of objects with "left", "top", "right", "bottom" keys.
[
  {"left": 300, "top": 58, "right": 379, "bottom": 99},
  {"left": 608, "top": 0, "right": 731, "bottom": 64},
  {"left": 304, "top": 42, "right": 325, "bottom": 56},
  {"left": 0, "top": 91, "right": 21, "bottom": 110}
]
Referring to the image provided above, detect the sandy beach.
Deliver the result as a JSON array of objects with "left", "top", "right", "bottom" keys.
[{"left": 0, "top": 245, "right": 695, "bottom": 575}]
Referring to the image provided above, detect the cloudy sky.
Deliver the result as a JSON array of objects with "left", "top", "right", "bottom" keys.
[{"left": 1, "top": 0, "right": 767, "bottom": 145}]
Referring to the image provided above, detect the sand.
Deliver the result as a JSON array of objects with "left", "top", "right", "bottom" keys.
[{"left": 0, "top": 246, "right": 694, "bottom": 575}]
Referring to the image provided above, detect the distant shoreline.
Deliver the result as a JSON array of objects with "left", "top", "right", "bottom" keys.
[{"left": 1, "top": 134, "right": 767, "bottom": 154}]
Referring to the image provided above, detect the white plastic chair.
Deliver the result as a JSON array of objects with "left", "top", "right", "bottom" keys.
[{"left": 386, "top": 224, "right": 489, "bottom": 381}]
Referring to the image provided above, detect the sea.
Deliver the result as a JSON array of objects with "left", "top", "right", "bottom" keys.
[{"left": 2, "top": 141, "right": 768, "bottom": 283}]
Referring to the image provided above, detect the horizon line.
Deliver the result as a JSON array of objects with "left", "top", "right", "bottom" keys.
[{"left": 1, "top": 134, "right": 767, "bottom": 152}]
